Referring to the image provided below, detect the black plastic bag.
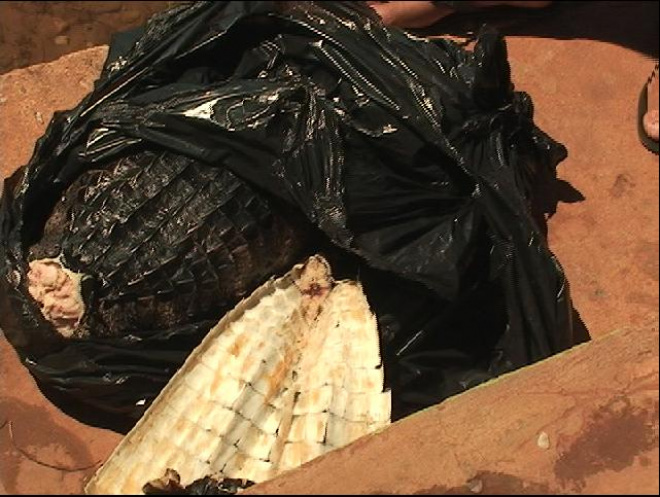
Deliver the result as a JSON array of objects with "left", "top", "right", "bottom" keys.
[{"left": 0, "top": 1, "right": 575, "bottom": 423}]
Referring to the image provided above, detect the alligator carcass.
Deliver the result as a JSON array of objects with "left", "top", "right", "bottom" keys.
[{"left": 0, "top": 0, "right": 575, "bottom": 424}]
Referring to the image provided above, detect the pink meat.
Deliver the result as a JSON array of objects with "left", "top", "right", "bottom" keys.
[{"left": 27, "top": 259, "right": 85, "bottom": 338}]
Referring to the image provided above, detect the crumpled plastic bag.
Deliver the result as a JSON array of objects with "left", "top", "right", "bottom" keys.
[{"left": 0, "top": 0, "right": 575, "bottom": 423}]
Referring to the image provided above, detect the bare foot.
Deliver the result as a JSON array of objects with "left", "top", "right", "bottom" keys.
[
  {"left": 367, "top": 1, "right": 552, "bottom": 29},
  {"left": 643, "top": 65, "right": 659, "bottom": 142}
]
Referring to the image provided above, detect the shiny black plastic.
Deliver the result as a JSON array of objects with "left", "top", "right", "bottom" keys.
[{"left": 0, "top": 1, "right": 574, "bottom": 422}]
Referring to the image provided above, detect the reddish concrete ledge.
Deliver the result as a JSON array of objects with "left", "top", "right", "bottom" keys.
[
  {"left": 0, "top": 45, "right": 108, "bottom": 179},
  {"left": 246, "top": 320, "right": 659, "bottom": 495}
]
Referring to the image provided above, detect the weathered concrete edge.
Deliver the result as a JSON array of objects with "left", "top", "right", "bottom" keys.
[{"left": 246, "top": 319, "right": 659, "bottom": 494}]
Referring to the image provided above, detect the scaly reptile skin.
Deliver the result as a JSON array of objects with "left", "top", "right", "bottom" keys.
[
  {"left": 28, "top": 150, "right": 310, "bottom": 339},
  {"left": 85, "top": 256, "right": 390, "bottom": 494}
]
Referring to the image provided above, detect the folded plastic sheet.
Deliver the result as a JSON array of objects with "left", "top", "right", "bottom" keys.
[{"left": 0, "top": 1, "right": 574, "bottom": 422}]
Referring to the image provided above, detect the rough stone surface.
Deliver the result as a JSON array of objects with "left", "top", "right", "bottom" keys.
[
  {"left": 0, "top": 1, "right": 174, "bottom": 75},
  {"left": 0, "top": 46, "right": 108, "bottom": 179},
  {"left": 247, "top": 321, "right": 659, "bottom": 495},
  {"left": 0, "top": 336, "right": 122, "bottom": 495},
  {"left": 0, "top": 1, "right": 658, "bottom": 494}
]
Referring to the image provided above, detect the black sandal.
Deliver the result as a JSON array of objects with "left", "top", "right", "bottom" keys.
[{"left": 638, "top": 63, "right": 659, "bottom": 155}]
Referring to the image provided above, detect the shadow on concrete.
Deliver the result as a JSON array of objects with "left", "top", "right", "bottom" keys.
[
  {"left": 530, "top": 173, "right": 586, "bottom": 240},
  {"left": 571, "top": 307, "right": 591, "bottom": 346},
  {"left": 411, "top": 470, "right": 555, "bottom": 494},
  {"left": 34, "top": 381, "right": 134, "bottom": 434},
  {"left": 0, "top": 398, "right": 98, "bottom": 493},
  {"left": 420, "top": 1, "right": 659, "bottom": 59}
]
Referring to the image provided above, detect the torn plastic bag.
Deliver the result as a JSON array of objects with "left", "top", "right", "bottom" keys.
[{"left": 0, "top": 1, "right": 575, "bottom": 423}]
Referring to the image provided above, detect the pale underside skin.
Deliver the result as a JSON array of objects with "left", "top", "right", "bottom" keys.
[{"left": 85, "top": 255, "right": 391, "bottom": 495}]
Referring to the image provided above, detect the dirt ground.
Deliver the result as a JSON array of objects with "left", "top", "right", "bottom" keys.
[
  {"left": 0, "top": 1, "right": 176, "bottom": 75},
  {"left": 0, "top": 1, "right": 658, "bottom": 495}
]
